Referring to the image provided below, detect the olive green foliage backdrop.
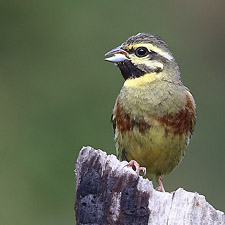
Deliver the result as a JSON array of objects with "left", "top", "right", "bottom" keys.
[{"left": 0, "top": 0, "right": 225, "bottom": 224}]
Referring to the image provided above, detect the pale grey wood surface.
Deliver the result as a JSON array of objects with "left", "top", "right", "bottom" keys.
[{"left": 75, "top": 146, "right": 225, "bottom": 225}]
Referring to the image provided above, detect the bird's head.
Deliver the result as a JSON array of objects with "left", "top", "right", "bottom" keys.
[{"left": 105, "top": 33, "right": 180, "bottom": 83}]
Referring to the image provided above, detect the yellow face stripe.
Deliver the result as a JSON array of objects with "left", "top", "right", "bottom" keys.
[
  {"left": 129, "top": 53, "right": 164, "bottom": 70},
  {"left": 125, "top": 43, "right": 173, "bottom": 61}
]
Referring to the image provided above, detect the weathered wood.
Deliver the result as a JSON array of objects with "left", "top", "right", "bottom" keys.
[{"left": 75, "top": 146, "right": 225, "bottom": 225}]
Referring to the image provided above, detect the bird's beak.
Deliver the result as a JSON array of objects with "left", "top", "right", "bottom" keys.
[{"left": 104, "top": 45, "right": 129, "bottom": 63}]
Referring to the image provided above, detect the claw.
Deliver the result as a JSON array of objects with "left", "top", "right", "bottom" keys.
[
  {"left": 156, "top": 175, "right": 165, "bottom": 192},
  {"left": 125, "top": 160, "right": 146, "bottom": 176}
]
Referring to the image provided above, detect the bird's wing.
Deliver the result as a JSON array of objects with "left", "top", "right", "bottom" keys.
[
  {"left": 111, "top": 113, "right": 116, "bottom": 135},
  {"left": 185, "top": 90, "right": 197, "bottom": 136}
]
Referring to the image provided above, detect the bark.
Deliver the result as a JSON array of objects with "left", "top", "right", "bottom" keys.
[{"left": 75, "top": 146, "right": 225, "bottom": 225}]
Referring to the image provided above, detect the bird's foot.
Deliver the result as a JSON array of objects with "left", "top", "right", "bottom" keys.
[
  {"left": 156, "top": 175, "right": 165, "bottom": 192},
  {"left": 125, "top": 160, "right": 146, "bottom": 176}
]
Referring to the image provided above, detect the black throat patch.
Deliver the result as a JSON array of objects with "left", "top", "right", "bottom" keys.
[{"left": 117, "top": 60, "right": 145, "bottom": 80}]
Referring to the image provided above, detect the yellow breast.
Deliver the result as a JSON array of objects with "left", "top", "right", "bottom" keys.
[
  {"left": 113, "top": 81, "right": 196, "bottom": 176},
  {"left": 115, "top": 123, "right": 187, "bottom": 176}
]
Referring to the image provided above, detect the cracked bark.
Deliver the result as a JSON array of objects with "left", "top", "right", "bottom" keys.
[{"left": 74, "top": 146, "right": 225, "bottom": 225}]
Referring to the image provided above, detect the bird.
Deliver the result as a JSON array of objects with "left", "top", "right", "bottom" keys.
[{"left": 104, "top": 33, "right": 196, "bottom": 192}]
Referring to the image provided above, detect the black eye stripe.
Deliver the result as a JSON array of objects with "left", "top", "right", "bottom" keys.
[
  {"left": 126, "top": 48, "right": 136, "bottom": 54},
  {"left": 126, "top": 47, "right": 156, "bottom": 57},
  {"left": 135, "top": 47, "right": 148, "bottom": 57}
]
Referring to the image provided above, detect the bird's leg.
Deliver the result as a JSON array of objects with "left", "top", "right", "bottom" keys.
[
  {"left": 156, "top": 175, "right": 165, "bottom": 192},
  {"left": 126, "top": 160, "right": 146, "bottom": 176}
]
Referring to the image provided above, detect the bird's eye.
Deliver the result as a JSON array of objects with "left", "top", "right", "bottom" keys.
[{"left": 135, "top": 47, "right": 149, "bottom": 57}]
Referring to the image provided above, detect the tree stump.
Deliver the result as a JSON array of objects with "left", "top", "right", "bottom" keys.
[{"left": 74, "top": 146, "right": 225, "bottom": 225}]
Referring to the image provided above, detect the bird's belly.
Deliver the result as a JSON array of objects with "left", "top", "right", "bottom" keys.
[{"left": 116, "top": 126, "right": 187, "bottom": 175}]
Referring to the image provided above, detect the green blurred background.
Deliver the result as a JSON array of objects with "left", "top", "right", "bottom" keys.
[{"left": 0, "top": 0, "right": 225, "bottom": 224}]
